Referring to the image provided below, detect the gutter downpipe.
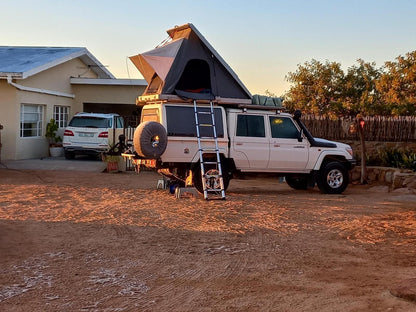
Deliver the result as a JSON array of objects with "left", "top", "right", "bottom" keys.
[{"left": 6, "top": 75, "right": 75, "bottom": 98}]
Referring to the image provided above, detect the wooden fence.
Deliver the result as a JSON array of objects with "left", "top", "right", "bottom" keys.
[
  {"left": 301, "top": 115, "right": 416, "bottom": 142},
  {"left": 121, "top": 113, "right": 416, "bottom": 143}
]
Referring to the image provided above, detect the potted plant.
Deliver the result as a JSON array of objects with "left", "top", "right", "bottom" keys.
[
  {"left": 45, "top": 118, "right": 63, "bottom": 157},
  {"left": 103, "top": 153, "right": 121, "bottom": 173}
]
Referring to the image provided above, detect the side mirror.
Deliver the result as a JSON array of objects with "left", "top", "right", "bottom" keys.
[{"left": 297, "top": 129, "right": 303, "bottom": 142}]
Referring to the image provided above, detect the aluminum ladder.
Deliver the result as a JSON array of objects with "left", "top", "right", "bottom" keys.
[{"left": 193, "top": 100, "right": 226, "bottom": 200}]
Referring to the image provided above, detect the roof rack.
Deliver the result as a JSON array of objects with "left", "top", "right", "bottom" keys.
[{"left": 136, "top": 94, "right": 284, "bottom": 110}]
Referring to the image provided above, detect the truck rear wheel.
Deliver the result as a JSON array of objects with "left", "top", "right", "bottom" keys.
[
  {"left": 133, "top": 121, "right": 167, "bottom": 158},
  {"left": 285, "top": 175, "right": 309, "bottom": 190},
  {"left": 192, "top": 163, "right": 230, "bottom": 194},
  {"left": 316, "top": 161, "right": 349, "bottom": 194}
]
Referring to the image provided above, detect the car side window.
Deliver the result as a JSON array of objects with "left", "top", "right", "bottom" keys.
[
  {"left": 269, "top": 116, "right": 299, "bottom": 139},
  {"left": 236, "top": 115, "right": 265, "bottom": 137},
  {"left": 115, "top": 116, "right": 124, "bottom": 128}
]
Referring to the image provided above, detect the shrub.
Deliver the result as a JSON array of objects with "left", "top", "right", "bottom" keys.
[{"left": 377, "top": 147, "right": 416, "bottom": 171}]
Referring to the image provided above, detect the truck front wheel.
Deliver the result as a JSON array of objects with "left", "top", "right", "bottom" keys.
[{"left": 316, "top": 161, "right": 349, "bottom": 194}]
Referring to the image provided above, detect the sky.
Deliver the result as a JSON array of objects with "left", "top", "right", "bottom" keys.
[{"left": 2, "top": 0, "right": 416, "bottom": 96}]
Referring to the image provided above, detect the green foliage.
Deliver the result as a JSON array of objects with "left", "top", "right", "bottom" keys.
[
  {"left": 45, "top": 119, "right": 62, "bottom": 146},
  {"left": 284, "top": 50, "right": 416, "bottom": 117},
  {"left": 284, "top": 59, "right": 345, "bottom": 117},
  {"left": 377, "top": 147, "right": 416, "bottom": 171},
  {"left": 402, "top": 153, "right": 416, "bottom": 172}
]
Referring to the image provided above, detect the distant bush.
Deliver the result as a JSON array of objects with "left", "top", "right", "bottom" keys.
[{"left": 376, "top": 147, "right": 416, "bottom": 171}]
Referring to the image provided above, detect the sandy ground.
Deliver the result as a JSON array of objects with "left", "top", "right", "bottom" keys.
[{"left": 1, "top": 167, "right": 416, "bottom": 311}]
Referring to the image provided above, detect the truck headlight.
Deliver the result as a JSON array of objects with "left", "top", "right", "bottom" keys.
[{"left": 346, "top": 147, "right": 353, "bottom": 157}]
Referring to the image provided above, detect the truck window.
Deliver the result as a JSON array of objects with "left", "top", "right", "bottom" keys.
[
  {"left": 269, "top": 116, "right": 299, "bottom": 139},
  {"left": 166, "top": 106, "right": 224, "bottom": 137},
  {"left": 236, "top": 115, "right": 265, "bottom": 137}
]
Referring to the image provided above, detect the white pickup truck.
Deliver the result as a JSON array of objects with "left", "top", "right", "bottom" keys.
[{"left": 132, "top": 101, "right": 356, "bottom": 195}]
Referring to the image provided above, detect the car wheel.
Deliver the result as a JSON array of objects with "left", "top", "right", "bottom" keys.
[
  {"left": 316, "top": 161, "right": 349, "bottom": 194},
  {"left": 64, "top": 150, "right": 75, "bottom": 160},
  {"left": 134, "top": 121, "right": 167, "bottom": 158},
  {"left": 192, "top": 162, "right": 230, "bottom": 194},
  {"left": 285, "top": 175, "right": 309, "bottom": 190}
]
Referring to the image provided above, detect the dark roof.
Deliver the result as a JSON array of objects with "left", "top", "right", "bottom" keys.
[{"left": 0, "top": 46, "right": 114, "bottom": 79}]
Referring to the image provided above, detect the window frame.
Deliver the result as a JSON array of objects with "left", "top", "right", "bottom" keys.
[
  {"left": 269, "top": 116, "right": 300, "bottom": 139},
  {"left": 53, "top": 105, "right": 70, "bottom": 128},
  {"left": 236, "top": 114, "right": 266, "bottom": 138},
  {"left": 20, "top": 104, "right": 44, "bottom": 138},
  {"left": 165, "top": 105, "right": 224, "bottom": 138}
]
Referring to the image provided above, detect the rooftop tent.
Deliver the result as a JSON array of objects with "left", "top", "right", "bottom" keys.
[{"left": 130, "top": 23, "right": 251, "bottom": 100}]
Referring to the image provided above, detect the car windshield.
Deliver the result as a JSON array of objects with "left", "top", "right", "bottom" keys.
[{"left": 69, "top": 117, "right": 110, "bottom": 128}]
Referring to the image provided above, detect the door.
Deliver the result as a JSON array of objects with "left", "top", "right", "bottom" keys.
[
  {"left": 267, "top": 116, "right": 309, "bottom": 171},
  {"left": 231, "top": 114, "right": 269, "bottom": 170}
]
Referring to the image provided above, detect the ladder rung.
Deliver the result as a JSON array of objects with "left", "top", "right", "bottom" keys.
[
  {"left": 206, "top": 189, "right": 224, "bottom": 192},
  {"left": 202, "top": 161, "right": 218, "bottom": 165},
  {"left": 200, "top": 148, "right": 218, "bottom": 152},
  {"left": 198, "top": 123, "right": 213, "bottom": 127},
  {"left": 200, "top": 136, "right": 215, "bottom": 139},
  {"left": 197, "top": 111, "right": 212, "bottom": 115}
]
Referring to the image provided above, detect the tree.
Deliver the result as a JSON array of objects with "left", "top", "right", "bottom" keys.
[
  {"left": 376, "top": 51, "right": 416, "bottom": 115},
  {"left": 284, "top": 59, "right": 345, "bottom": 117},
  {"left": 343, "top": 59, "right": 382, "bottom": 116}
]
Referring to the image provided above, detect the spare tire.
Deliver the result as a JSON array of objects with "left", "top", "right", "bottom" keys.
[{"left": 133, "top": 121, "right": 167, "bottom": 158}]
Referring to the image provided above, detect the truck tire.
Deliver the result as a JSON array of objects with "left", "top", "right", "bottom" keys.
[
  {"left": 285, "top": 175, "right": 308, "bottom": 190},
  {"left": 192, "top": 163, "right": 230, "bottom": 195},
  {"left": 133, "top": 121, "right": 167, "bottom": 158},
  {"left": 316, "top": 161, "right": 349, "bottom": 194}
]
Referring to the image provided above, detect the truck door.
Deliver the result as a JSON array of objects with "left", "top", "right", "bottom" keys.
[
  {"left": 267, "top": 116, "right": 309, "bottom": 171},
  {"left": 231, "top": 114, "right": 269, "bottom": 170}
]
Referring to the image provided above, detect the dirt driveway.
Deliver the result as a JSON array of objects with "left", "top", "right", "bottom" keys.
[{"left": 1, "top": 168, "right": 416, "bottom": 311}]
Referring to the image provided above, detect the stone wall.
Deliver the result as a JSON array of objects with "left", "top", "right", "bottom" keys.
[{"left": 351, "top": 166, "right": 416, "bottom": 193}]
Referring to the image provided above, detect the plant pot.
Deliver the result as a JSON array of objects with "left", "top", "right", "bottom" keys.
[
  {"left": 106, "top": 161, "right": 119, "bottom": 173},
  {"left": 50, "top": 146, "right": 63, "bottom": 157}
]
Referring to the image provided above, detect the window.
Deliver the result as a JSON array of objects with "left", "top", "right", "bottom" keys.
[
  {"left": 166, "top": 106, "right": 224, "bottom": 137},
  {"left": 269, "top": 116, "right": 299, "bottom": 139},
  {"left": 68, "top": 116, "right": 111, "bottom": 128},
  {"left": 115, "top": 116, "right": 124, "bottom": 128},
  {"left": 20, "top": 104, "right": 44, "bottom": 137},
  {"left": 54, "top": 106, "right": 70, "bottom": 128},
  {"left": 236, "top": 115, "right": 265, "bottom": 137}
]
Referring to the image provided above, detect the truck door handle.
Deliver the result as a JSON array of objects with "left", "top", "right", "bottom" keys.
[
  {"left": 236, "top": 142, "right": 243, "bottom": 146},
  {"left": 274, "top": 144, "right": 280, "bottom": 147}
]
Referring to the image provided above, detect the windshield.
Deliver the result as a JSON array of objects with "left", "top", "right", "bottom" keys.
[{"left": 69, "top": 117, "right": 111, "bottom": 128}]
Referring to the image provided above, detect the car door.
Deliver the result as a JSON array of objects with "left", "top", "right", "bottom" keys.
[
  {"left": 231, "top": 114, "right": 269, "bottom": 170},
  {"left": 267, "top": 116, "right": 309, "bottom": 171}
]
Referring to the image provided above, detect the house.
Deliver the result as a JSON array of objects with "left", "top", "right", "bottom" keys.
[{"left": 0, "top": 46, "right": 146, "bottom": 160}]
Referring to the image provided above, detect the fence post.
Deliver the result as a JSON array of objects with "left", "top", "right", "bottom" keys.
[{"left": 357, "top": 116, "right": 367, "bottom": 184}]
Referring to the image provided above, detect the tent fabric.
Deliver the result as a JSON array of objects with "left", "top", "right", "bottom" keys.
[
  {"left": 129, "top": 23, "right": 251, "bottom": 100},
  {"left": 251, "top": 94, "right": 284, "bottom": 108}
]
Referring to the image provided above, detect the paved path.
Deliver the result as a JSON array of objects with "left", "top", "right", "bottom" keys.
[{"left": 0, "top": 156, "right": 107, "bottom": 172}]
